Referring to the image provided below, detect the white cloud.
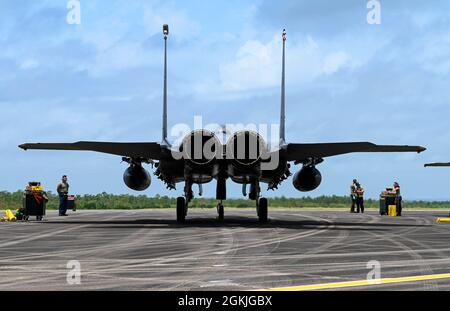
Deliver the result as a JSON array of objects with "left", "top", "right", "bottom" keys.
[
  {"left": 218, "top": 34, "right": 358, "bottom": 92},
  {"left": 79, "top": 3, "right": 200, "bottom": 77},
  {"left": 219, "top": 38, "right": 279, "bottom": 91},
  {"left": 19, "top": 59, "right": 39, "bottom": 70},
  {"left": 415, "top": 32, "right": 450, "bottom": 75},
  {"left": 322, "top": 52, "right": 350, "bottom": 75},
  {"left": 1, "top": 1, "right": 201, "bottom": 78},
  {"left": 0, "top": 100, "right": 123, "bottom": 145},
  {"left": 89, "top": 41, "right": 154, "bottom": 77}
]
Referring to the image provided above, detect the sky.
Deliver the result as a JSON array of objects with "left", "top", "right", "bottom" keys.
[{"left": 0, "top": 0, "right": 450, "bottom": 200}]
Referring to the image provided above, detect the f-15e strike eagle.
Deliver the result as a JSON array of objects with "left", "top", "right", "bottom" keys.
[{"left": 19, "top": 25, "right": 426, "bottom": 223}]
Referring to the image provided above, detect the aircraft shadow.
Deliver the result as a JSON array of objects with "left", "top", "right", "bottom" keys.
[{"left": 42, "top": 217, "right": 428, "bottom": 230}]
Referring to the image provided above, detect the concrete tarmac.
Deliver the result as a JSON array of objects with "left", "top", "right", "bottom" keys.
[{"left": 0, "top": 209, "right": 449, "bottom": 291}]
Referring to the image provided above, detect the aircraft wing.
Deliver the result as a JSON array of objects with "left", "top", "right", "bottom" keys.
[
  {"left": 19, "top": 141, "right": 165, "bottom": 160},
  {"left": 424, "top": 162, "right": 450, "bottom": 167},
  {"left": 284, "top": 142, "right": 426, "bottom": 162}
]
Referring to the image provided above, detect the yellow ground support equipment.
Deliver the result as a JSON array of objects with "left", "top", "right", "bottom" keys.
[
  {"left": 388, "top": 205, "right": 397, "bottom": 217},
  {"left": 30, "top": 185, "right": 43, "bottom": 192},
  {"left": 4, "top": 209, "right": 17, "bottom": 221},
  {"left": 436, "top": 218, "right": 450, "bottom": 223},
  {"left": 24, "top": 182, "right": 46, "bottom": 221},
  {"left": 379, "top": 192, "right": 402, "bottom": 216}
]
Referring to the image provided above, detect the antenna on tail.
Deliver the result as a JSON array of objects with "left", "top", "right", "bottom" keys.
[{"left": 280, "top": 29, "right": 287, "bottom": 146}]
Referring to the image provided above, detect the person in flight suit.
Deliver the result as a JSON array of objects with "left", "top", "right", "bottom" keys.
[
  {"left": 57, "top": 175, "right": 69, "bottom": 216},
  {"left": 350, "top": 179, "right": 358, "bottom": 213},
  {"left": 393, "top": 181, "right": 402, "bottom": 216},
  {"left": 355, "top": 182, "right": 365, "bottom": 213}
]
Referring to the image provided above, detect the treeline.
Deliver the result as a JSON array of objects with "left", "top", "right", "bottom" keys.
[{"left": 1, "top": 191, "right": 450, "bottom": 210}]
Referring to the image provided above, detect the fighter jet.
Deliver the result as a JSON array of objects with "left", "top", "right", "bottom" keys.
[
  {"left": 19, "top": 26, "right": 426, "bottom": 223},
  {"left": 425, "top": 163, "right": 450, "bottom": 167}
]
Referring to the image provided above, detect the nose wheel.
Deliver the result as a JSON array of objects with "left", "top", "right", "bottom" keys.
[
  {"left": 257, "top": 197, "right": 268, "bottom": 223},
  {"left": 217, "top": 201, "right": 224, "bottom": 221}
]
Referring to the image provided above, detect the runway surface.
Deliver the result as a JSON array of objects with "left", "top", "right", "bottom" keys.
[{"left": 0, "top": 209, "right": 449, "bottom": 291}]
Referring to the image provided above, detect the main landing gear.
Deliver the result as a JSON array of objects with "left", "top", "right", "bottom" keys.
[
  {"left": 176, "top": 180, "right": 194, "bottom": 223},
  {"left": 249, "top": 180, "right": 268, "bottom": 223},
  {"left": 176, "top": 196, "right": 187, "bottom": 223},
  {"left": 257, "top": 197, "right": 268, "bottom": 223}
]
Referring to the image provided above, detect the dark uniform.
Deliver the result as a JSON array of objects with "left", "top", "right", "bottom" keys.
[
  {"left": 356, "top": 185, "right": 365, "bottom": 213},
  {"left": 393, "top": 182, "right": 402, "bottom": 216},
  {"left": 57, "top": 180, "right": 69, "bottom": 216},
  {"left": 350, "top": 182, "right": 357, "bottom": 213}
]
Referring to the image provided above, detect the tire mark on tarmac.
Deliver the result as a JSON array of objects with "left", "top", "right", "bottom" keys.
[
  {"left": 365, "top": 215, "right": 439, "bottom": 290},
  {"left": 0, "top": 211, "right": 116, "bottom": 248},
  {"left": 243, "top": 212, "right": 374, "bottom": 289},
  {"left": 1, "top": 211, "right": 448, "bottom": 290},
  {"left": 0, "top": 213, "right": 254, "bottom": 262},
  {"left": 146, "top": 213, "right": 334, "bottom": 290},
  {"left": 188, "top": 213, "right": 335, "bottom": 290}
]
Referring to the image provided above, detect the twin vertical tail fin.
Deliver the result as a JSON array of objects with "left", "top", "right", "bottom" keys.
[
  {"left": 279, "top": 29, "right": 287, "bottom": 147},
  {"left": 162, "top": 24, "right": 170, "bottom": 146}
]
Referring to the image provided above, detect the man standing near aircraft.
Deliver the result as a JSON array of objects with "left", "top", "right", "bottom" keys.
[
  {"left": 393, "top": 182, "right": 402, "bottom": 216},
  {"left": 356, "top": 182, "right": 365, "bottom": 213},
  {"left": 350, "top": 179, "right": 358, "bottom": 213},
  {"left": 57, "top": 175, "right": 69, "bottom": 216}
]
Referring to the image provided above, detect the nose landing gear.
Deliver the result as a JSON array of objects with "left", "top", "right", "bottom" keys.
[{"left": 217, "top": 201, "right": 224, "bottom": 221}]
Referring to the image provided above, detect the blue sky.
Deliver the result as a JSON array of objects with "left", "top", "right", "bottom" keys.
[{"left": 1, "top": 0, "right": 450, "bottom": 200}]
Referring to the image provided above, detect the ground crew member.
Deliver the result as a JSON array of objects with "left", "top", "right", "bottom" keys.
[
  {"left": 393, "top": 181, "right": 402, "bottom": 216},
  {"left": 350, "top": 179, "right": 358, "bottom": 213},
  {"left": 57, "top": 175, "right": 69, "bottom": 216},
  {"left": 356, "top": 183, "right": 365, "bottom": 213}
]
